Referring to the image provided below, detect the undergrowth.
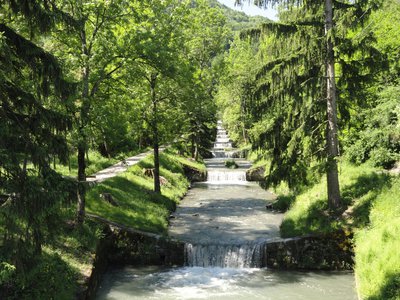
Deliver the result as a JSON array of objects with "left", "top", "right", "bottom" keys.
[{"left": 53, "top": 150, "right": 118, "bottom": 177}]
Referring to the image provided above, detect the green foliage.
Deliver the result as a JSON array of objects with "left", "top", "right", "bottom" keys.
[
  {"left": 224, "top": 159, "right": 239, "bottom": 169},
  {"left": 217, "top": 35, "right": 260, "bottom": 146},
  {"left": 345, "top": 86, "right": 400, "bottom": 169},
  {"left": 0, "top": 263, "right": 16, "bottom": 285},
  {"left": 271, "top": 194, "right": 296, "bottom": 212},
  {"left": 220, "top": 1, "right": 386, "bottom": 195},
  {"left": 0, "top": 0, "right": 76, "bottom": 279},
  {"left": 208, "top": 0, "right": 271, "bottom": 33},
  {"left": 11, "top": 253, "right": 75, "bottom": 300}
]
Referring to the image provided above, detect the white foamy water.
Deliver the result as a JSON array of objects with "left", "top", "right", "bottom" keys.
[
  {"left": 206, "top": 170, "right": 247, "bottom": 184},
  {"left": 96, "top": 121, "right": 357, "bottom": 299},
  {"left": 97, "top": 266, "right": 357, "bottom": 300},
  {"left": 185, "top": 242, "right": 266, "bottom": 268}
]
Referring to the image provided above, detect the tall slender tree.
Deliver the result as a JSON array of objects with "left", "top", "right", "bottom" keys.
[
  {"left": 50, "top": 0, "right": 126, "bottom": 223},
  {"left": 237, "top": 0, "right": 382, "bottom": 208},
  {"left": 122, "top": 0, "right": 189, "bottom": 193}
]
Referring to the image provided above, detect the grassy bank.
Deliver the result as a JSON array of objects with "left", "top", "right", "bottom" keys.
[
  {"left": 354, "top": 176, "right": 400, "bottom": 300},
  {"left": 276, "top": 162, "right": 400, "bottom": 299},
  {"left": 53, "top": 150, "right": 119, "bottom": 177},
  {"left": 86, "top": 151, "right": 205, "bottom": 234},
  {"left": 1, "top": 151, "right": 204, "bottom": 299}
]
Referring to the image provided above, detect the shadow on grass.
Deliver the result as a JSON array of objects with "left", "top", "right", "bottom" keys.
[
  {"left": 280, "top": 200, "right": 331, "bottom": 237},
  {"left": 87, "top": 175, "right": 177, "bottom": 234},
  {"left": 281, "top": 172, "right": 392, "bottom": 237},
  {"left": 341, "top": 172, "right": 392, "bottom": 228},
  {"left": 368, "top": 271, "right": 400, "bottom": 300},
  {"left": 1, "top": 251, "right": 77, "bottom": 299}
]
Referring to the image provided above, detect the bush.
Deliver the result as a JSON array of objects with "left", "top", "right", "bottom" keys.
[
  {"left": 271, "top": 194, "right": 296, "bottom": 212},
  {"left": 369, "top": 148, "right": 398, "bottom": 169},
  {"left": 2, "top": 253, "right": 76, "bottom": 300},
  {"left": 224, "top": 159, "right": 238, "bottom": 169}
]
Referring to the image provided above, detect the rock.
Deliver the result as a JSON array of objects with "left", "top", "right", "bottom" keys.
[
  {"left": 265, "top": 203, "right": 273, "bottom": 210},
  {"left": 183, "top": 165, "right": 207, "bottom": 182},
  {"left": 246, "top": 166, "right": 266, "bottom": 181},
  {"left": 160, "top": 176, "right": 168, "bottom": 186},
  {"left": 100, "top": 192, "right": 119, "bottom": 207}
]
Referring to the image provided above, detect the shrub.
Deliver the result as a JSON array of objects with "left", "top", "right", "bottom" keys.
[{"left": 224, "top": 159, "right": 238, "bottom": 169}]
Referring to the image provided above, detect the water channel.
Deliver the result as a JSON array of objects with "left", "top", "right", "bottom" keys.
[{"left": 96, "top": 122, "right": 357, "bottom": 299}]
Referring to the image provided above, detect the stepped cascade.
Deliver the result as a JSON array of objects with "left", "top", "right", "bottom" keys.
[
  {"left": 97, "top": 120, "right": 358, "bottom": 299},
  {"left": 207, "top": 121, "right": 247, "bottom": 184},
  {"left": 170, "top": 120, "right": 281, "bottom": 268},
  {"left": 211, "top": 121, "right": 235, "bottom": 158}
]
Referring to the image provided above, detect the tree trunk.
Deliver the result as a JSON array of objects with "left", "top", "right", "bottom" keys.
[
  {"left": 76, "top": 28, "right": 90, "bottom": 225},
  {"left": 150, "top": 74, "right": 161, "bottom": 194},
  {"left": 76, "top": 143, "right": 86, "bottom": 225},
  {"left": 325, "top": 0, "right": 341, "bottom": 209}
]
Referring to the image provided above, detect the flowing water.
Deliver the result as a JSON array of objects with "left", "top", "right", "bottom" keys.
[{"left": 96, "top": 121, "right": 357, "bottom": 299}]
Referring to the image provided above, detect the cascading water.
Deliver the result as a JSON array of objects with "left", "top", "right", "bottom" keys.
[
  {"left": 184, "top": 242, "right": 266, "bottom": 268},
  {"left": 211, "top": 121, "right": 234, "bottom": 158},
  {"left": 185, "top": 121, "right": 266, "bottom": 268},
  {"left": 96, "top": 120, "right": 358, "bottom": 300},
  {"left": 206, "top": 170, "right": 246, "bottom": 183}
]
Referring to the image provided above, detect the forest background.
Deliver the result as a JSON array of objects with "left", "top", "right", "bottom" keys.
[{"left": 0, "top": 0, "right": 399, "bottom": 299}]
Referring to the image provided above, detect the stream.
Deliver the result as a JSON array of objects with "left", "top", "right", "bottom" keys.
[{"left": 96, "top": 122, "right": 357, "bottom": 299}]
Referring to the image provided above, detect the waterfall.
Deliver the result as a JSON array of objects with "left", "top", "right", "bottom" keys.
[
  {"left": 207, "top": 170, "right": 246, "bottom": 183},
  {"left": 184, "top": 242, "right": 266, "bottom": 268},
  {"left": 184, "top": 120, "right": 265, "bottom": 268},
  {"left": 211, "top": 122, "right": 238, "bottom": 158}
]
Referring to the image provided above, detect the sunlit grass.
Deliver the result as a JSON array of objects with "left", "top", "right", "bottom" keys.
[
  {"left": 86, "top": 152, "right": 198, "bottom": 235},
  {"left": 355, "top": 177, "right": 400, "bottom": 300},
  {"left": 280, "top": 162, "right": 391, "bottom": 237},
  {"left": 53, "top": 150, "right": 118, "bottom": 177},
  {"left": 279, "top": 161, "right": 399, "bottom": 299}
]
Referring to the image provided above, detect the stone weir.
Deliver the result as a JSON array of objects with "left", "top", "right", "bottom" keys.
[
  {"left": 82, "top": 215, "right": 186, "bottom": 300},
  {"left": 84, "top": 220, "right": 354, "bottom": 300}
]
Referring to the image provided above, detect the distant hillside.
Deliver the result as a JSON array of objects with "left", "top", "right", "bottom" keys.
[{"left": 208, "top": 0, "right": 272, "bottom": 32}]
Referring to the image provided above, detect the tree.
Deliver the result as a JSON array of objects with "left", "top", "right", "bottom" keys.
[
  {"left": 217, "top": 35, "right": 260, "bottom": 145},
  {"left": 121, "top": 0, "right": 189, "bottom": 193},
  {"left": 181, "top": 0, "right": 228, "bottom": 159},
  {"left": 49, "top": 0, "right": 127, "bottom": 224},
  {"left": 234, "top": 0, "right": 383, "bottom": 208},
  {"left": 0, "top": 0, "right": 73, "bottom": 268}
]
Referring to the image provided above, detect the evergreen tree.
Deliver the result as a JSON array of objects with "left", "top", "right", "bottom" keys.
[
  {"left": 0, "top": 0, "right": 73, "bottom": 269},
  {"left": 239, "top": 0, "right": 383, "bottom": 208}
]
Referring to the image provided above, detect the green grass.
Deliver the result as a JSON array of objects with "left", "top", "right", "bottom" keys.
[
  {"left": 54, "top": 150, "right": 118, "bottom": 177},
  {"left": 87, "top": 152, "right": 199, "bottom": 234},
  {"left": 280, "top": 162, "right": 391, "bottom": 237},
  {"left": 354, "top": 177, "right": 400, "bottom": 300},
  {"left": 164, "top": 148, "right": 207, "bottom": 172},
  {"left": 278, "top": 161, "right": 399, "bottom": 299},
  {"left": 1, "top": 151, "right": 201, "bottom": 299},
  {"left": 224, "top": 159, "right": 239, "bottom": 169}
]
